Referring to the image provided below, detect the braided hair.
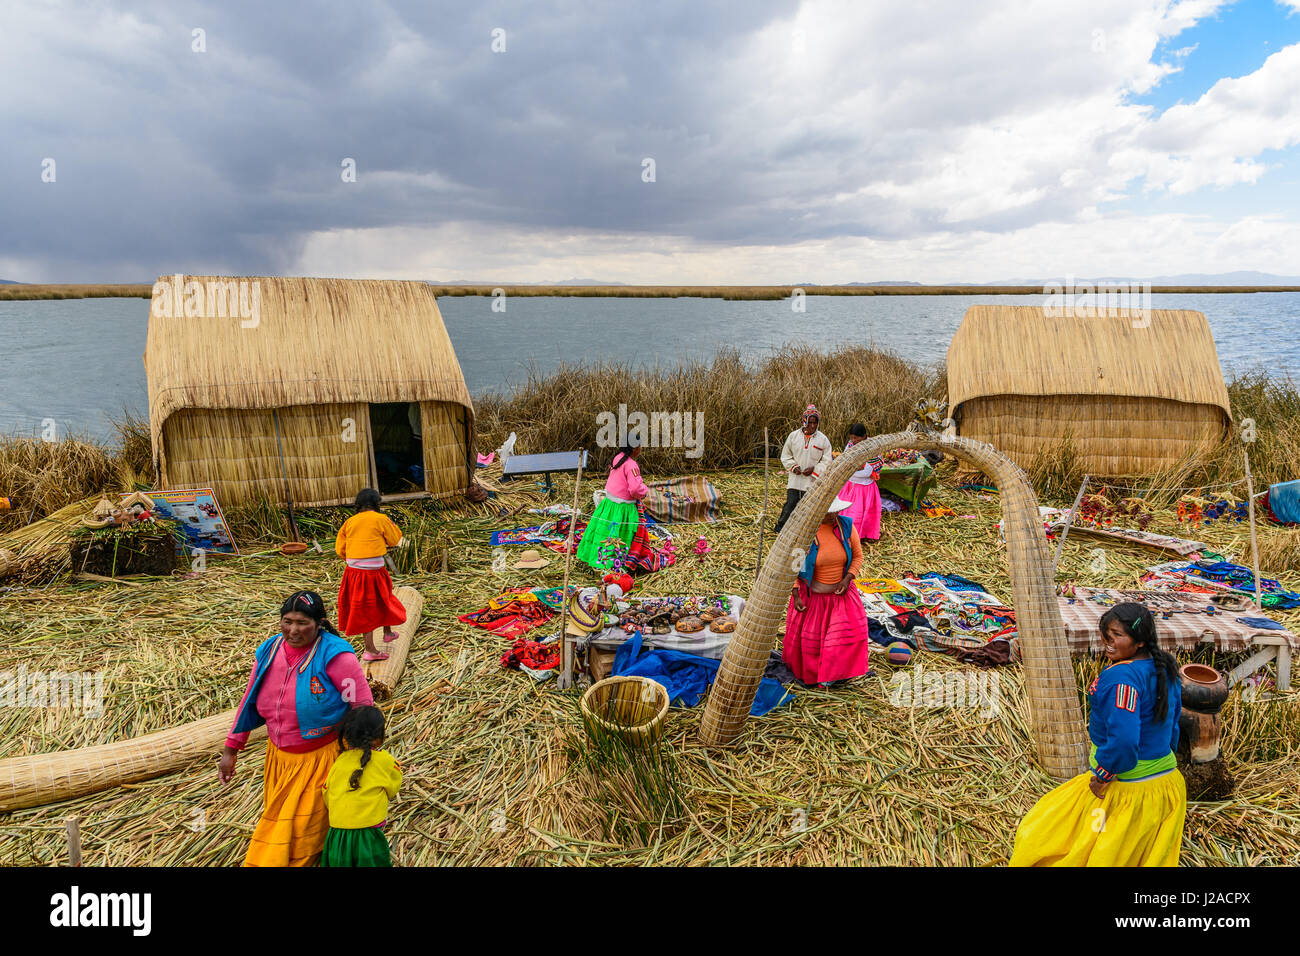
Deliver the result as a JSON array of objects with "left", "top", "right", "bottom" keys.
[
  {"left": 279, "top": 590, "right": 339, "bottom": 637},
  {"left": 1100, "top": 602, "right": 1178, "bottom": 721},
  {"left": 338, "top": 705, "right": 386, "bottom": 791}
]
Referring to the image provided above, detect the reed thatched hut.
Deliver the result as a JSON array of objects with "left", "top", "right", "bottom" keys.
[
  {"left": 946, "top": 306, "right": 1232, "bottom": 476},
  {"left": 145, "top": 276, "right": 475, "bottom": 508}
]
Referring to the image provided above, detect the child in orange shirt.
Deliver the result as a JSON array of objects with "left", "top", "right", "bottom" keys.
[{"left": 335, "top": 489, "right": 407, "bottom": 661}]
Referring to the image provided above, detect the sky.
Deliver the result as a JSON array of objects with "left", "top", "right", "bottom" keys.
[{"left": 3, "top": 0, "right": 1300, "bottom": 284}]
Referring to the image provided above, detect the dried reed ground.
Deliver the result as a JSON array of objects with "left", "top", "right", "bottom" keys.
[{"left": 2, "top": 465, "right": 1298, "bottom": 867}]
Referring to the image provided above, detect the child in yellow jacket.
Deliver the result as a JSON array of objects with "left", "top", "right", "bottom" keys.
[
  {"left": 335, "top": 488, "right": 407, "bottom": 661},
  {"left": 321, "top": 705, "right": 401, "bottom": 867}
]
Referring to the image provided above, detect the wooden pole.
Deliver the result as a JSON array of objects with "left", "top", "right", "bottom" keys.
[
  {"left": 557, "top": 449, "right": 585, "bottom": 690},
  {"left": 65, "top": 814, "right": 82, "bottom": 867},
  {"left": 1051, "top": 474, "right": 1090, "bottom": 574},
  {"left": 1244, "top": 449, "right": 1262, "bottom": 611},
  {"left": 754, "top": 427, "right": 771, "bottom": 579}
]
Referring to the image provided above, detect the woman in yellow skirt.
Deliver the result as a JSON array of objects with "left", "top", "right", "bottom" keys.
[
  {"left": 218, "top": 591, "right": 376, "bottom": 866},
  {"left": 1011, "top": 602, "right": 1185, "bottom": 867}
]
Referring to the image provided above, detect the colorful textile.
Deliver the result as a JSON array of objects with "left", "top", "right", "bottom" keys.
[
  {"left": 337, "top": 564, "right": 407, "bottom": 637},
  {"left": 613, "top": 629, "right": 792, "bottom": 715},
  {"left": 783, "top": 583, "right": 872, "bottom": 684},
  {"left": 334, "top": 510, "right": 403, "bottom": 560},
  {"left": 229, "top": 633, "right": 361, "bottom": 747},
  {"left": 837, "top": 478, "right": 881, "bottom": 540},
  {"left": 1009, "top": 769, "right": 1186, "bottom": 867},
  {"left": 1141, "top": 560, "right": 1300, "bottom": 609},
  {"left": 642, "top": 476, "right": 723, "bottom": 523},
  {"left": 576, "top": 497, "right": 640, "bottom": 569},
  {"left": 324, "top": 748, "right": 401, "bottom": 829},
  {"left": 320, "top": 826, "right": 392, "bottom": 867},
  {"left": 490, "top": 514, "right": 582, "bottom": 547},
  {"left": 501, "top": 638, "right": 561, "bottom": 671},
  {"left": 459, "top": 588, "right": 556, "bottom": 639},
  {"left": 244, "top": 739, "right": 340, "bottom": 867}
]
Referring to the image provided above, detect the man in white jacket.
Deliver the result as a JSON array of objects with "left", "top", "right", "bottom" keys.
[{"left": 774, "top": 404, "right": 831, "bottom": 533}]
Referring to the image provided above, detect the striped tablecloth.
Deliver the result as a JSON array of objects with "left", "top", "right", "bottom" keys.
[{"left": 1059, "top": 588, "right": 1298, "bottom": 654}]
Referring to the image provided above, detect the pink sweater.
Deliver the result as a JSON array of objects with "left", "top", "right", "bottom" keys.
[
  {"left": 225, "top": 640, "right": 373, "bottom": 754},
  {"left": 605, "top": 457, "right": 649, "bottom": 501}
]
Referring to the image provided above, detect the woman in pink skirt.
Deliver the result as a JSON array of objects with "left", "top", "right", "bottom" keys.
[
  {"left": 836, "top": 423, "right": 881, "bottom": 542},
  {"left": 783, "top": 497, "right": 871, "bottom": 687}
]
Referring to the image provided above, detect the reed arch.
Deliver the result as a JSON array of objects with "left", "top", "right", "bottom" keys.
[{"left": 699, "top": 431, "right": 1089, "bottom": 781}]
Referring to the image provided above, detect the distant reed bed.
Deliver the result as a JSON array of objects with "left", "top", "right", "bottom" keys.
[
  {"left": 6, "top": 283, "right": 1299, "bottom": 302},
  {"left": 474, "top": 345, "right": 944, "bottom": 473}
]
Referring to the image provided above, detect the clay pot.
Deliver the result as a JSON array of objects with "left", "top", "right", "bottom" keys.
[
  {"left": 1179, "top": 664, "right": 1229, "bottom": 765},
  {"left": 1180, "top": 663, "right": 1229, "bottom": 714}
]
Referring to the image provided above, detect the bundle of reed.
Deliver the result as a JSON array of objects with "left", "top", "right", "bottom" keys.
[
  {"left": 0, "top": 587, "right": 423, "bottom": 812},
  {"left": 0, "top": 497, "right": 99, "bottom": 581}
]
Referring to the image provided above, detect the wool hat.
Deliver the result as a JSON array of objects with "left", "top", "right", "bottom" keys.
[
  {"left": 802, "top": 403, "right": 820, "bottom": 423},
  {"left": 828, "top": 497, "right": 852, "bottom": 513},
  {"left": 513, "top": 548, "right": 550, "bottom": 569}
]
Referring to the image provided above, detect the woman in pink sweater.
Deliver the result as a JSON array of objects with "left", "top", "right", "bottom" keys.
[
  {"left": 577, "top": 440, "right": 650, "bottom": 571},
  {"left": 218, "top": 590, "right": 374, "bottom": 867}
]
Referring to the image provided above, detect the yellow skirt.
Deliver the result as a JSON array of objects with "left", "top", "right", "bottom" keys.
[
  {"left": 243, "top": 740, "right": 340, "bottom": 867},
  {"left": 1010, "top": 769, "right": 1186, "bottom": 867}
]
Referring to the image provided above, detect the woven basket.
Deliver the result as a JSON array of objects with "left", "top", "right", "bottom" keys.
[{"left": 580, "top": 676, "right": 669, "bottom": 748}]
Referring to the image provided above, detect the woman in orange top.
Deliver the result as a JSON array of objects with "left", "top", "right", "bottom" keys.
[
  {"left": 335, "top": 488, "right": 407, "bottom": 661},
  {"left": 783, "top": 497, "right": 871, "bottom": 686}
]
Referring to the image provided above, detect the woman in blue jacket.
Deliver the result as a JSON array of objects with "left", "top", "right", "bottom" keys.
[{"left": 1011, "top": 602, "right": 1185, "bottom": 866}]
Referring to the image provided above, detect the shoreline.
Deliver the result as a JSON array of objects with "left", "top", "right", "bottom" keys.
[{"left": 4, "top": 282, "right": 1300, "bottom": 301}]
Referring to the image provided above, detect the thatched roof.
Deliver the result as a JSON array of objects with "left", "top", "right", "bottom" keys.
[
  {"left": 144, "top": 277, "right": 473, "bottom": 453},
  {"left": 947, "top": 306, "right": 1231, "bottom": 419}
]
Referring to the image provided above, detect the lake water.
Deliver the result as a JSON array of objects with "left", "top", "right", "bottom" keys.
[{"left": 2, "top": 292, "right": 1296, "bottom": 443}]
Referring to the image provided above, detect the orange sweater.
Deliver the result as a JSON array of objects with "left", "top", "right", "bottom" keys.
[
  {"left": 812, "top": 521, "right": 862, "bottom": 585},
  {"left": 335, "top": 510, "right": 402, "bottom": 560}
]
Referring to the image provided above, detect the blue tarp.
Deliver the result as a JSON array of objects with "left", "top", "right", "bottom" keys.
[
  {"left": 612, "top": 630, "right": 793, "bottom": 716},
  {"left": 1269, "top": 480, "right": 1300, "bottom": 524}
]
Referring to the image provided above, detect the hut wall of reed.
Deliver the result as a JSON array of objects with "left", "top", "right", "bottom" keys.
[
  {"left": 145, "top": 277, "right": 475, "bottom": 508},
  {"left": 699, "top": 430, "right": 1089, "bottom": 782},
  {"left": 946, "top": 306, "right": 1232, "bottom": 477}
]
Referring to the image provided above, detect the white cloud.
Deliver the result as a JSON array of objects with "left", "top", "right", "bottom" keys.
[{"left": 292, "top": 214, "right": 1300, "bottom": 284}]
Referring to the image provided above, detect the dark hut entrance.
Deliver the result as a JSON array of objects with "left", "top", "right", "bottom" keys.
[{"left": 368, "top": 402, "right": 426, "bottom": 496}]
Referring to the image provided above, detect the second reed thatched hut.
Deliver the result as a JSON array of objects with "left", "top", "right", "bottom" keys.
[
  {"left": 946, "top": 305, "right": 1232, "bottom": 477},
  {"left": 145, "top": 276, "right": 475, "bottom": 508}
]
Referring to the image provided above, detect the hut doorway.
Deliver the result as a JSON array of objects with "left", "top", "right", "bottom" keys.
[{"left": 368, "top": 402, "right": 426, "bottom": 496}]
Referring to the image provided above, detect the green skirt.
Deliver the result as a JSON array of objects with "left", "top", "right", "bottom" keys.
[
  {"left": 320, "top": 826, "right": 392, "bottom": 867},
  {"left": 576, "top": 498, "right": 639, "bottom": 570}
]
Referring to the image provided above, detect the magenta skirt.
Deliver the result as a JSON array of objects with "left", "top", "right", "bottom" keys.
[
  {"left": 838, "top": 480, "right": 881, "bottom": 541},
  {"left": 783, "top": 583, "right": 871, "bottom": 684}
]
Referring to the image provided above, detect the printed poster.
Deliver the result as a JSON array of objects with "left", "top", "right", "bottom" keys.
[{"left": 136, "top": 488, "right": 239, "bottom": 556}]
